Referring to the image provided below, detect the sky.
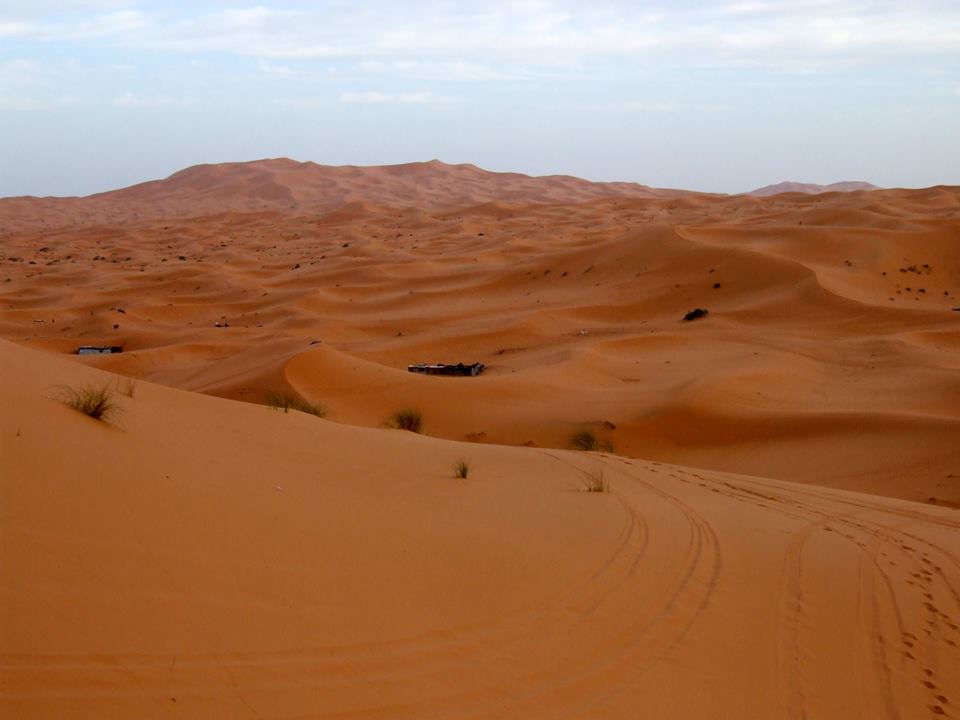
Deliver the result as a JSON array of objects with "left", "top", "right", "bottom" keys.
[{"left": 2, "top": 0, "right": 959, "bottom": 197}]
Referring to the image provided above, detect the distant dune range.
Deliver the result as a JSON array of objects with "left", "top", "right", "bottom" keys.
[
  {"left": 3, "top": 159, "right": 960, "bottom": 718},
  {"left": 749, "top": 180, "right": 882, "bottom": 197},
  {"left": 0, "top": 158, "right": 685, "bottom": 230},
  {"left": 2, "top": 159, "right": 958, "bottom": 504}
]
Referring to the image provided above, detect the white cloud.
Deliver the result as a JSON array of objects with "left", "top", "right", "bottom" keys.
[
  {"left": 0, "top": 20, "right": 32, "bottom": 38},
  {"left": 618, "top": 100, "right": 677, "bottom": 112},
  {"left": 0, "top": 58, "right": 41, "bottom": 77},
  {"left": 0, "top": 61, "right": 79, "bottom": 111},
  {"left": 173, "top": 3, "right": 956, "bottom": 65},
  {"left": 0, "top": 96, "right": 50, "bottom": 110},
  {"left": 2, "top": 2, "right": 958, "bottom": 77},
  {"left": 113, "top": 92, "right": 178, "bottom": 108},
  {"left": 0, "top": 0, "right": 133, "bottom": 19},
  {"left": 257, "top": 59, "right": 294, "bottom": 76},
  {"left": 723, "top": 2, "right": 774, "bottom": 15},
  {"left": 0, "top": 58, "right": 47, "bottom": 108},
  {"left": 0, "top": 9, "right": 147, "bottom": 41},
  {"left": 0, "top": 94, "right": 82, "bottom": 110},
  {"left": 339, "top": 90, "right": 437, "bottom": 105},
  {"left": 272, "top": 97, "right": 328, "bottom": 109},
  {"left": 359, "top": 59, "right": 523, "bottom": 82}
]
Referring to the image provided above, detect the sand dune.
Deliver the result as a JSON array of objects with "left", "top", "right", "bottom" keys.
[
  {"left": 0, "top": 159, "right": 683, "bottom": 231},
  {"left": 2, "top": 165, "right": 957, "bottom": 502},
  {"left": 2, "top": 161, "right": 959, "bottom": 717},
  {"left": 3, "top": 338, "right": 960, "bottom": 719}
]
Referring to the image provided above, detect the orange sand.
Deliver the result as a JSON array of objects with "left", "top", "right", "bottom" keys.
[{"left": 2, "top": 160, "right": 959, "bottom": 718}]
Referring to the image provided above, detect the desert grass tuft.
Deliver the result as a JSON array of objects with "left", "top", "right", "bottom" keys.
[
  {"left": 569, "top": 428, "right": 599, "bottom": 451},
  {"left": 391, "top": 408, "right": 423, "bottom": 433},
  {"left": 266, "top": 392, "right": 327, "bottom": 417},
  {"left": 582, "top": 468, "right": 609, "bottom": 493},
  {"left": 569, "top": 429, "right": 615, "bottom": 453},
  {"left": 58, "top": 383, "right": 120, "bottom": 421},
  {"left": 116, "top": 376, "right": 136, "bottom": 399},
  {"left": 454, "top": 459, "right": 470, "bottom": 479}
]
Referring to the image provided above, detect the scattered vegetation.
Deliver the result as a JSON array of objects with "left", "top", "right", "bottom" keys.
[
  {"left": 899, "top": 264, "right": 932, "bottom": 276},
  {"left": 582, "top": 468, "right": 609, "bottom": 493},
  {"left": 391, "top": 408, "right": 423, "bottom": 433},
  {"left": 569, "top": 428, "right": 599, "bottom": 451},
  {"left": 568, "top": 428, "right": 615, "bottom": 453},
  {"left": 453, "top": 459, "right": 470, "bottom": 479},
  {"left": 117, "top": 377, "right": 136, "bottom": 399},
  {"left": 266, "top": 392, "right": 327, "bottom": 417},
  {"left": 683, "top": 308, "right": 709, "bottom": 321},
  {"left": 58, "top": 383, "right": 120, "bottom": 422}
]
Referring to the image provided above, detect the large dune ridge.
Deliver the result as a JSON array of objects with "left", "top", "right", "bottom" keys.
[
  {"left": 0, "top": 158, "right": 687, "bottom": 230},
  {"left": 2, "top": 160, "right": 960, "bottom": 718}
]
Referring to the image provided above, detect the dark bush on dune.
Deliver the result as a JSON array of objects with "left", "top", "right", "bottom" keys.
[
  {"left": 569, "top": 429, "right": 615, "bottom": 453},
  {"left": 391, "top": 408, "right": 423, "bottom": 433}
]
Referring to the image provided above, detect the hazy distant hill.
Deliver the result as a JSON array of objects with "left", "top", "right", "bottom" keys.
[
  {"left": 0, "top": 158, "right": 698, "bottom": 229},
  {"left": 749, "top": 180, "right": 881, "bottom": 197}
]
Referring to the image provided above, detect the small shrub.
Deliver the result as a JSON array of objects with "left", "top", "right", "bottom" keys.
[
  {"left": 391, "top": 408, "right": 423, "bottom": 433},
  {"left": 569, "top": 429, "right": 614, "bottom": 453},
  {"left": 454, "top": 459, "right": 470, "bottom": 479},
  {"left": 583, "top": 469, "right": 608, "bottom": 493},
  {"left": 59, "top": 384, "right": 119, "bottom": 421},
  {"left": 117, "top": 377, "right": 136, "bottom": 399},
  {"left": 266, "top": 392, "right": 326, "bottom": 417},
  {"left": 569, "top": 429, "right": 600, "bottom": 451}
]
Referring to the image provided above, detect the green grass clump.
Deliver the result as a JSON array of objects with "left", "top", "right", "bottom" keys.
[
  {"left": 391, "top": 408, "right": 423, "bottom": 433},
  {"left": 266, "top": 392, "right": 327, "bottom": 417},
  {"left": 583, "top": 469, "right": 609, "bottom": 493},
  {"left": 454, "top": 459, "right": 470, "bottom": 479},
  {"left": 59, "top": 384, "right": 120, "bottom": 421},
  {"left": 568, "top": 429, "right": 615, "bottom": 453}
]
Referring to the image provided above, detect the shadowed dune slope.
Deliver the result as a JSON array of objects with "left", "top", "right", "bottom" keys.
[{"left": 3, "top": 339, "right": 960, "bottom": 719}]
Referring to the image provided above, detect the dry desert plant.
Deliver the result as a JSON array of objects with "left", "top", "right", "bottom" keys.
[
  {"left": 266, "top": 392, "right": 327, "bottom": 417},
  {"left": 583, "top": 468, "right": 609, "bottom": 493},
  {"left": 117, "top": 376, "right": 136, "bottom": 398},
  {"left": 454, "top": 459, "right": 470, "bottom": 479},
  {"left": 391, "top": 408, "right": 423, "bottom": 433},
  {"left": 57, "top": 383, "right": 120, "bottom": 422},
  {"left": 569, "top": 428, "right": 615, "bottom": 453}
]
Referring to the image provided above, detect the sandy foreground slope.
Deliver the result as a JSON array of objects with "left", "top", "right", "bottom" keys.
[
  {"left": 1, "top": 161, "right": 958, "bottom": 504},
  {"left": 3, "top": 339, "right": 960, "bottom": 719}
]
